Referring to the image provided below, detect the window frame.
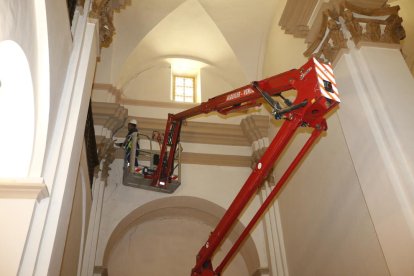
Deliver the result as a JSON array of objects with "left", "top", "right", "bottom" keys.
[{"left": 172, "top": 75, "right": 196, "bottom": 103}]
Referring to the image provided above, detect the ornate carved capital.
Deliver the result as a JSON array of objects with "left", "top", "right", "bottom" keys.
[
  {"left": 92, "top": 102, "right": 129, "bottom": 182},
  {"left": 304, "top": 1, "right": 405, "bottom": 63},
  {"left": 89, "top": 0, "right": 131, "bottom": 48},
  {"left": 341, "top": 2, "right": 405, "bottom": 45}
]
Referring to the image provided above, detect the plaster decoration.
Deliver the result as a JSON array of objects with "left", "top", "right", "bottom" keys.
[
  {"left": 89, "top": 0, "right": 131, "bottom": 48},
  {"left": 92, "top": 102, "right": 128, "bottom": 181},
  {"left": 280, "top": 0, "right": 387, "bottom": 39},
  {"left": 304, "top": 1, "right": 405, "bottom": 63},
  {"left": 279, "top": 0, "right": 319, "bottom": 38},
  {"left": 97, "top": 138, "right": 116, "bottom": 182},
  {"left": 341, "top": 2, "right": 405, "bottom": 45},
  {"left": 304, "top": 9, "right": 347, "bottom": 64}
]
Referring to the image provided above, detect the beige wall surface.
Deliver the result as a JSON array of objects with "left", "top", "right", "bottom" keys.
[
  {"left": 334, "top": 46, "right": 414, "bottom": 275},
  {"left": 0, "top": 199, "right": 36, "bottom": 275},
  {"left": 107, "top": 216, "right": 249, "bottom": 276},
  {"left": 274, "top": 115, "right": 389, "bottom": 275}
]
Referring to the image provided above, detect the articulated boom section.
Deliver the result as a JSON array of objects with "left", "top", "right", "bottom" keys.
[{"left": 151, "top": 57, "right": 340, "bottom": 275}]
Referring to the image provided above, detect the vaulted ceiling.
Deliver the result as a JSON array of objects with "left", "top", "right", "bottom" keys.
[
  {"left": 97, "top": 0, "right": 413, "bottom": 93},
  {"left": 106, "top": 0, "right": 278, "bottom": 90}
]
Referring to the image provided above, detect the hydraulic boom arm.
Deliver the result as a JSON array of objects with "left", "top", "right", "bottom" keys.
[{"left": 150, "top": 57, "right": 340, "bottom": 275}]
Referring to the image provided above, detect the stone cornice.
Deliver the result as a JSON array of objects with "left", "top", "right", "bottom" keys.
[
  {"left": 304, "top": 1, "right": 405, "bottom": 64},
  {"left": 0, "top": 177, "right": 48, "bottom": 201}
]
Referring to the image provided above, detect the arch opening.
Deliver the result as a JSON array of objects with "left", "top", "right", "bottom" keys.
[{"left": 103, "top": 196, "right": 261, "bottom": 275}]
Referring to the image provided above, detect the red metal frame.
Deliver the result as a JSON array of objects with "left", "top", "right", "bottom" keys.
[{"left": 149, "top": 57, "right": 339, "bottom": 275}]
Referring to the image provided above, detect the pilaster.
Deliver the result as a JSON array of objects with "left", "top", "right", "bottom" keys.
[{"left": 289, "top": 1, "right": 414, "bottom": 275}]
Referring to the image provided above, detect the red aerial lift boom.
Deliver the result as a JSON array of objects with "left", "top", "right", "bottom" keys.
[{"left": 149, "top": 57, "right": 340, "bottom": 275}]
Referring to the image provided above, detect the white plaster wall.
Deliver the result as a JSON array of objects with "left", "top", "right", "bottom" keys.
[
  {"left": 0, "top": 199, "right": 36, "bottom": 275},
  {"left": 333, "top": 47, "right": 414, "bottom": 275},
  {"left": 0, "top": 2, "right": 49, "bottom": 275},
  {"left": 43, "top": 0, "right": 73, "bottom": 147},
  {"left": 199, "top": 67, "right": 236, "bottom": 100},
  {"left": 17, "top": 2, "right": 100, "bottom": 275},
  {"left": 95, "top": 46, "right": 114, "bottom": 83},
  {"left": 262, "top": 0, "right": 308, "bottom": 76},
  {"left": 0, "top": 0, "right": 50, "bottom": 177},
  {"left": 123, "top": 65, "right": 172, "bottom": 101},
  {"left": 273, "top": 115, "right": 389, "bottom": 275}
]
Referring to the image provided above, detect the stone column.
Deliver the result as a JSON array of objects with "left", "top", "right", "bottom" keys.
[{"left": 303, "top": 2, "right": 414, "bottom": 275}]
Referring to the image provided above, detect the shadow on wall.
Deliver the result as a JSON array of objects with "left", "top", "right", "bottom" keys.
[{"left": 103, "top": 196, "right": 261, "bottom": 275}]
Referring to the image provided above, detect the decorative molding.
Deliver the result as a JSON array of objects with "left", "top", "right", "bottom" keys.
[
  {"left": 113, "top": 116, "right": 251, "bottom": 146},
  {"left": 92, "top": 102, "right": 271, "bottom": 168},
  {"left": 304, "top": 10, "right": 348, "bottom": 64},
  {"left": 91, "top": 102, "right": 128, "bottom": 181},
  {"left": 304, "top": 1, "right": 405, "bottom": 64},
  {"left": 0, "top": 177, "right": 48, "bottom": 201},
  {"left": 96, "top": 138, "right": 116, "bottom": 181},
  {"left": 120, "top": 98, "right": 198, "bottom": 109},
  {"left": 93, "top": 83, "right": 122, "bottom": 102},
  {"left": 181, "top": 152, "right": 251, "bottom": 167},
  {"left": 92, "top": 82, "right": 199, "bottom": 109},
  {"left": 279, "top": 0, "right": 387, "bottom": 38},
  {"left": 112, "top": 148, "right": 251, "bottom": 167},
  {"left": 88, "top": 0, "right": 131, "bottom": 48},
  {"left": 341, "top": 2, "right": 405, "bottom": 45}
]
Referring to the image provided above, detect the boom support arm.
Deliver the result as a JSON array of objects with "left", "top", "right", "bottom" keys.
[{"left": 150, "top": 57, "right": 340, "bottom": 275}]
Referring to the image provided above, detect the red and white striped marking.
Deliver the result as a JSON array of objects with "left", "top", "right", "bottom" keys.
[{"left": 313, "top": 57, "right": 340, "bottom": 102}]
